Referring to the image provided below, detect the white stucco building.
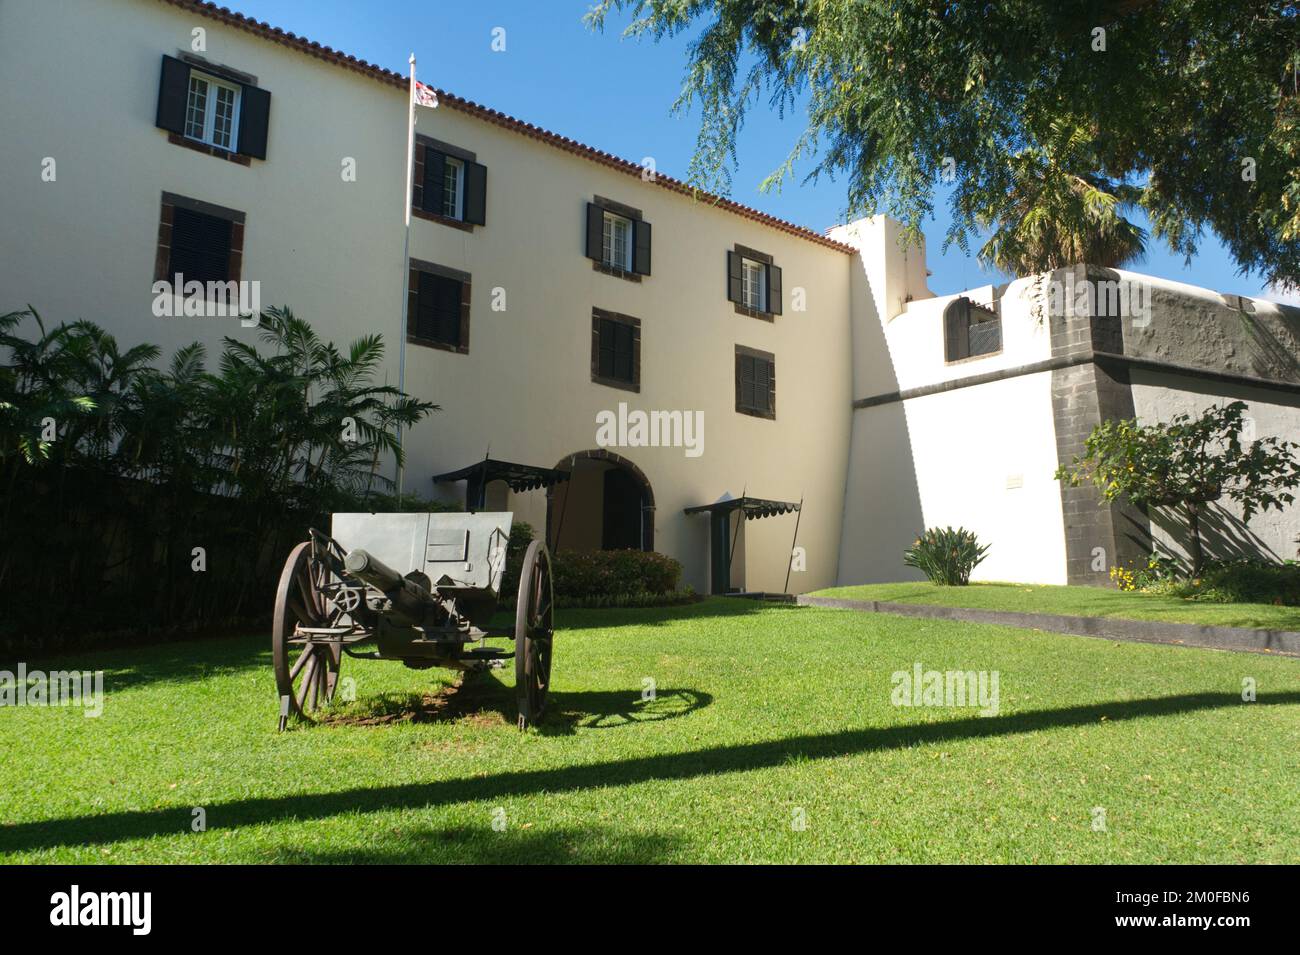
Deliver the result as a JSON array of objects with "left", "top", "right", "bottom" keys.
[{"left": 4, "top": 0, "right": 1300, "bottom": 594}]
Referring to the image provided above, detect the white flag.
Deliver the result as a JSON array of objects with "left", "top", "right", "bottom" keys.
[{"left": 414, "top": 81, "right": 438, "bottom": 109}]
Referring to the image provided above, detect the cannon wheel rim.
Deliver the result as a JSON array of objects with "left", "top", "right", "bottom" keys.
[
  {"left": 273, "top": 540, "right": 341, "bottom": 726},
  {"left": 514, "top": 540, "right": 554, "bottom": 729}
]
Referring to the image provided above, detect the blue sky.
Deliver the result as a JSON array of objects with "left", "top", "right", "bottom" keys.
[{"left": 230, "top": 0, "right": 1279, "bottom": 299}]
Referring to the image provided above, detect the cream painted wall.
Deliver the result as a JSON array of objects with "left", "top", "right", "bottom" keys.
[
  {"left": 0, "top": 0, "right": 856, "bottom": 594},
  {"left": 398, "top": 94, "right": 855, "bottom": 592},
  {"left": 880, "top": 277, "right": 1054, "bottom": 391},
  {"left": 835, "top": 258, "right": 1068, "bottom": 585},
  {"left": 0, "top": 0, "right": 409, "bottom": 389},
  {"left": 900, "top": 372, "right": 1068, "bottom": 584}
]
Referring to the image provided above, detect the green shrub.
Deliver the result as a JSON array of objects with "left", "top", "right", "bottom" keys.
[
  {"left": 552, "top": 549, "right": 683, "bottom": 600},
  {"left": 903, "top": 526, "right": 990, "bottom": 586},
  {"left": 1166, "top": 558, "right": 1300, "bottom": 605}
]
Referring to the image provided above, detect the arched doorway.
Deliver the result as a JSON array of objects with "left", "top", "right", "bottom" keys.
[{"left": 547, "top": 450, "right": 654, "bottom": 552}]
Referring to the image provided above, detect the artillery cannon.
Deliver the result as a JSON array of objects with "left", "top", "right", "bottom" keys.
[{"left": 271, "top": 512, "right": 554, "bottom": 731}]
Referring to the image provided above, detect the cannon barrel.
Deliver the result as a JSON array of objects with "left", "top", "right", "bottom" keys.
[{"left": 345, "top": 548, "right": 436, "bottom": 624}]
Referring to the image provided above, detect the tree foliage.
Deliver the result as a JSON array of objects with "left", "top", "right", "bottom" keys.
[
  {"left": 1055, "top": 401, "right": 1300, "bottom": 574},
  {"left": 0, "top": 306, "right": 438, "bottom": 647},
  {"left": 588, "top": 0, "right": 1300, "bottom": 286}
]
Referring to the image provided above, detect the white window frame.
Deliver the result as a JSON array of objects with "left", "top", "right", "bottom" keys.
[
  {"left": 602, "top": 211, "right": 633, "bottom": 271},
  {"left": 185, "top": 71, "right": 242, "bottom": 152},
  {"left": 741, "top": 257, "right": 767, "bottom": 312},
  {"left": 442, "top": 156, "right": 464, "bottom": 219}
]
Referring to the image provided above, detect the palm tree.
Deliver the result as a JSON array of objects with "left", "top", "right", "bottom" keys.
[{"left": 973, "top": 119, "right": 1148, "bottom": 275}]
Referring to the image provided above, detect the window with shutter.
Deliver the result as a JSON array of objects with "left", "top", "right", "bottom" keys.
[
  {"left": 588, "top": 198, "right": 649, "bottom": 280},
  {"left": 598, "top": 318, "right": 635, "bottom": 381},
  {"left": 154, "top": 193, "right": 245, "bottom": 289},
  {"left": 415, "top": 138, "right": 485, "bottom": 228},
  {"left": 735, "top": 346, "right": 775, "bottom": 418},
  {"left": 156, "top": 54, "right": 270, "bottom": 162},
  {"left": 591, "top": 309, "right": 641, "bottom": 391},
  {"left": 407, "top": 259, "right": 471, "bottom": 353},
  {"left": 415, "top": 272, "right": 464, "bottom": 347},
  {"left": 168, "top": 207, "right": 233, "bottom": 284},
  {"left": 730, "top": 245, "right": 780, "bottom": 318}
]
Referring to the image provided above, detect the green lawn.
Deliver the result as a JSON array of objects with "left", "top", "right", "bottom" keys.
[
  {"left": 1, "top": 598, "right": 1297, "bottom": 863},
  {"left": 813, "top": 581, "right": 1300, "bottom": 631}
]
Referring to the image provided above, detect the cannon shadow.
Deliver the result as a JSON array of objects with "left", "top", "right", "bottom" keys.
[
  {"left": 319, "top": 671, "right": 712, "bottom": 735},
  {"left": 1, "top": 690, "right": 1295, "bottom": 856}
]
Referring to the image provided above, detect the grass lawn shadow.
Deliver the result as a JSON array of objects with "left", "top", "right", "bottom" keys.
[
  {"left": 4, "top": 689, "right": 1294, "bottom": 856},
  {"left": 267, "top": 824, "right": 682, "bottom": 864}
]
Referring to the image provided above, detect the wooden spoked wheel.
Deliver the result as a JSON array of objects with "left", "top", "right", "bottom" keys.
[
  {"left": 514, "top": 540, "right": 555, "bottom": 729},
  {"left": 273, "top": 541, "right": 343, "bottom": 728}
]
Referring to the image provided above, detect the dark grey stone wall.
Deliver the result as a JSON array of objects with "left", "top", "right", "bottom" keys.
[{"left": 1048, "top": 267, "right": 1150, "bottom": 585}]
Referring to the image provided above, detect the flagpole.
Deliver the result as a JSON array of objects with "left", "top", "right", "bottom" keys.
[{"left": 396, "top": 52, "right": 416, "bottom": 502}]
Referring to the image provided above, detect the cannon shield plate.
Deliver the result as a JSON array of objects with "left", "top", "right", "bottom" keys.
[{"left": 330, "top": 511, "right": 514, "bottom": 597}]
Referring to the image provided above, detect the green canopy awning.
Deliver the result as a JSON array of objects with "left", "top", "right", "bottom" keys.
[
  {"left": 683, "top": 496, "right": 801, "bottom": 520},
  {"left": 433, "top": 458, "right": 571, "bottom": 509}
]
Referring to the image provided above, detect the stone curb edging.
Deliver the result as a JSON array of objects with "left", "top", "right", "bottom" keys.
[{"left": 796, "top": 595, "right": 1300, "bottom": 657}]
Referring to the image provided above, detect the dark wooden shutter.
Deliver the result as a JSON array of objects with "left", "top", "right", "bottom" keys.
[
  {"left": 414, "top": 272, "right": 435, "bottom": 341},
  {"left": 591, "top": 315, "right": 601, "bottom": 377},
  {"left": 616, "top": 321, "right": 634, "bottom": 380},
  {"left": 762, "top": 357, "right": 775, "bottom": 413},
  {"left": 586, "top": 202, "right": 604, "bottom": 261},
  {"left": 633, "top": 219, "right": 652, "bottom": 275},
  {"left": 735, "top": 352, "right": 745, "bottom": 408},
  {"left": 237, "top": 84, "right": 271, "bottom": 159},
  {"left": 423, "top": 148, "right": 446, "bottom": 215},
  {"left": 597, "top": 318, "right": 615, "bottom": 379},
  {"left": 156, "top": 55, "right": 191, "bottom": 134},
  {"left": 767, "top": 263, "right": 783, "bottom": 315},
  {"left": 740, "top": 354, "right": 758, "bottom": 410},
  {"left": 727, "top": 251, "right": 743, "bottom": 303},
  {"left": 458, "top": 278, "right": 472, "bottom": 350},
  {"left": 168, "top": 208, "right": 232, "bottom": 284},
  {"left": 415, "top": 272, "right": 466, "bottom": 347},
  {"left": 437, "top": 277, "right": 460, "bottom": 345},
  {"left": 944, "top": 299, "right": 969, "bottom": 361},
  {"left": 463, "top": 160, "right": 487, "bottom": 225}
]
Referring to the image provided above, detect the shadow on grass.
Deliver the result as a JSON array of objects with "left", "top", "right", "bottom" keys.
[
  {"left": 4, "top": 599, "right": 801, "bottom": 695},
  {"left": 3, "top": 690, "right": 1295, "bottom": 856},
  {"left": 0, "top": 634, "right": 270, "bottom": 694},
  {"left": 267, "top": 824, "right": 681, "bottom": 864},
  {"left": 556, "top": 596, "right": 805, "bottom": 631},
  {"left": 320, "top": 671, "right": 711, "bottom": 736}
]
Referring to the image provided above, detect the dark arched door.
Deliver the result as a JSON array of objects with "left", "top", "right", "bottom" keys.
[{"left": 602, "top": 467, "right": 643, "bottom": 550}]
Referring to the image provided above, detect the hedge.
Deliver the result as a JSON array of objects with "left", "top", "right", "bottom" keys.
[{"left": 552, "top": 548, "right": 683, "bottom": 600}]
